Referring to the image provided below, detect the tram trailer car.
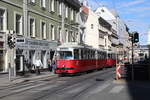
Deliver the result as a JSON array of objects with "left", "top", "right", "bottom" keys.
[
  {"left": 106, "top": 52, "right": 116, "bottom": 67},
  {"left": 55, "top": 43, "right": 109, "bottom": 75}
]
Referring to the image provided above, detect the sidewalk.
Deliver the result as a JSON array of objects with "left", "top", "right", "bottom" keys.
[
  {"left": 112, "top": 79, "right": 150, "bottom": 100},
  {"left": 0, "top": 71, "right": 57, "bottom": 87},
  {"left": 85, "top": 79, "right": 150, "bottom": 100}
]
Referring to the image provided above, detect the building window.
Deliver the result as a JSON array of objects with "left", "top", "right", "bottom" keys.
[
  {"left": 41, "top": 21, "right": 46, "bottom": 39},
  {"left": 29, "top": 18, "right": 35, "bottom": 37},
  {"left": 59, "top": 2, "right": 62, "bottom": 16},
  {"left": 50, "top": 0, "right": 55, "bottom": 12},
  {"left": 74, "top": 11, "right": 77, "bottom": 22},
  {"left": 65, "top": 30, "right": 68, "bottom": 42},
  {"left": 41, "top": 0, "right": 46, "bottom": 8},
  {"left": 15, "top": 14, "right": 23, "bottom": 35},
  {"left": 58, "top": 27, "right": 61, "bottom": 41},
  {"left": 68, "top": 31, "right": 71, "bottom": 42},
  {"left": 69, "top": 31, "right": 75, "bottom": 42},
  {"left": 0, "top": 9, "right": 5, "bottom": 32},
  {"left": 91, "top": 24, "right": 94, "bottom": 29},
  {"left": 50, "top": 25, "right": 55, "bottom": 40},
  {"left": 30, "top": 0, "right": 35, "bottom": 3},
  {"left": 65, "top": 5, "right": 68, "bottom": 18},
  {"left": 71, "top": 9, "right": 74, "bottom": 21},
  {"left": 105, "top": 38, "right": 107, "bottom": 47}
]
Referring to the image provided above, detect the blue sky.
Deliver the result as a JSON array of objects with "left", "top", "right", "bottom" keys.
[{"left": 88, "top": 0, "right": 150, "bottom": 45}]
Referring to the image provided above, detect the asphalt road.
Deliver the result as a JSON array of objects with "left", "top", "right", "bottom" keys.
[
  {"left": 0, "top": 68, "right": 115, "bottom": 100},
  {"left": 1, "top": 67, "right": 149, "bottom": 100}
]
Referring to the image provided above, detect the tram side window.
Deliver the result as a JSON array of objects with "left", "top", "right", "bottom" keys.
[
  {"left": 104, "top": 52, "right": 107, "bottom": 59},
  {"left": 84, "top": 50, "right": 87, "bottom": 59},
  {"left": 91, "top": 51, "right": 94, "bottom": 59},
  {"left": 98, "top": 52, "right": 100, "bottom": 59},
  {"left": 108, "top": 54, "right": 111, "bottom": 58},
  {"left": 59, "top": 51, "right": 73, "bottom": 60},
  {"left": 87, "top": 50, "right": 89, "bottom": 59},
  {"left": 81, "top": 49, "right": 84, "bottom": 59},
  {"left": 102, "top": 52, "right": 104, "bottom": 59},
  {"left": 100, "top": 52, "right": 102, "bottom": 59},
  {"left": 74, "top": 49, "right": 79, "bottom": 59}
]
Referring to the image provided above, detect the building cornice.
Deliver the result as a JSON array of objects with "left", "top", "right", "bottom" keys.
[
  {"left": 28, "top": 8, "right": 61, "bottom": 23},
  {"left": 1, "top": 0, "right": 23, "bottom": 8}
]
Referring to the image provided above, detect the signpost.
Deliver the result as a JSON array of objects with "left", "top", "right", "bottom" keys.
[{"left": 130, "top": 32, "right": 139, "bottom": 81}]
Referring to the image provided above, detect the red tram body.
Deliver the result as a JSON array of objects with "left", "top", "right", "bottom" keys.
[
  {"left": 105, "top": 52, "right": 116, "bottom": 67},
  {"left": 55, "top": 43, "right": 116, "bottom": 75}
]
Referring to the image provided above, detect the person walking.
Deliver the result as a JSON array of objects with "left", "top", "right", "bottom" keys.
[
  {"left": 34, "top": 57, "right": 43, "bottom": 75},
  {"left": 47, "top": 58, "right": 52, "bottom": 72}
]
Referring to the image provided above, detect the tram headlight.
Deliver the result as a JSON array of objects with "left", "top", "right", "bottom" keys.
[{"left": 62, "top": 65, "right": 65, "bottom": 68}]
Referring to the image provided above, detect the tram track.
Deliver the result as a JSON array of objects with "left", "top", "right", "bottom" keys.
[
  {"left": 35, "top": 68, "right": 114, "bottom": 100},
  {"left": 0, "top": 74, "right": 59, "bottom": 91},
  {"left": 0, "top": 76, "right": 71, "bottom": 99},
  {"left": 70, "top": 72, "right": 113, "bottom": 100},
  {"left": 0, "top": 68, "right": 114, "bottom": 100}
]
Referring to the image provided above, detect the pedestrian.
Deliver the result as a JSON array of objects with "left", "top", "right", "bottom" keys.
[
  {"left": 27, "top": 60, "right": 32, "bottom": 73},
  {"left": 52, "top": 55, "right": 58, "bottom": 74},
  {"left": 47, "top": 58, "right": 52, "bottom": 72},
  {"left": 34, "top": 57, "right": 43, "bottom": 75}
]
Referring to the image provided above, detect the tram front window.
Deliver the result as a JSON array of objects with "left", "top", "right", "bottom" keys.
[{"left": 59, "top": 51, "right": 73, "bottom": 60}]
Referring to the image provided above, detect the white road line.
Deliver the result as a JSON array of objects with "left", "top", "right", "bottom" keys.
[
  {"left": 89, "top": 83, "right": 110, "bottom": 94},
  {"left": 12, "top": 84, "right": 44, "bottom": 93},
  {"left": 34, "top": 84, "right": 58, "bottom": 91},
  {"left": 66, "top": 84, "right": 91, "bottom": 94},
  {"left": 109, "top": 86, "right": 124, "bottom": 94}
]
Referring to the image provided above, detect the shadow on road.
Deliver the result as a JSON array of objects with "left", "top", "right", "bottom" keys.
[{"left": 124, "top": 63, "right": 150, "bottom": 100}]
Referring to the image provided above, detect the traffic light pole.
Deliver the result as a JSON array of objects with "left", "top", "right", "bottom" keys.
[{"left": 131, "top": 39, "right": 134, "bottom": 81}]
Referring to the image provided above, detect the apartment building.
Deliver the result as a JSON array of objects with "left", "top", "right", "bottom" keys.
[
  {"left": 95, "top": 7, "right": 130, "bottom": 62},
  {"left": 0, "top": 0, "right": 81, "bottom": 72}
]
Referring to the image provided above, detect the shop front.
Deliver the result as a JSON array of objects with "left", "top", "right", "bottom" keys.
[
  {"left": 0, "top": 33, "right": 6, "bottom": 72},
  {"left": 0, "top": 45, "right": 4, "bottom": 71},
  {"left": 16, "top": 38, "right": 59, "bottom": 71}
]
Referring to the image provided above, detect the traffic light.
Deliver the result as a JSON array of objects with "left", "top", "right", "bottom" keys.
[
  {"left": 7, "top": 35, "right": 15, "bottom": 49},
  {"left": 133, "top": 32, "right": 139, "bottom": 43}
]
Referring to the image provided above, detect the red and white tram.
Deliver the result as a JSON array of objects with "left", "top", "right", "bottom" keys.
[
  {"left": 55, "top": 43, "right": 109, "bottom": 75},
  {"left": 106, "top": 52, "right": 116, "bottom": 67}
]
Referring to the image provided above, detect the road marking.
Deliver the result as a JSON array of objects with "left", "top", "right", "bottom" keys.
[
  {"left": 65, "top": 83, "right": 91, "bottom": 94},
  {"left": 12, "top": 84, "right": 44, "bottom": 93},
  {"left": 89, "top": 83, "right": 110, "bottom": 94},
  {"left": 109, "top": 86, "right": 124, "bottom": 94},
  {"left": 34, "top": 84, "right": 58, "bottom": 91}
]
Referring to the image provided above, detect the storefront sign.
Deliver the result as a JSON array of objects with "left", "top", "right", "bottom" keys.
[{"left": 16, "top": 38, "right": 59, "bottom": 50}]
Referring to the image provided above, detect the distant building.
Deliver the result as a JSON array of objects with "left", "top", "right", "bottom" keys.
[
  {"left": 148, "top": 26, "right": 150, "bottom": 59},
  {"left": 95, "top": 7, "right": 131, "bottom": 63},
  {"left": 134, "top": 45, "right": 149, "bottom": 62}
]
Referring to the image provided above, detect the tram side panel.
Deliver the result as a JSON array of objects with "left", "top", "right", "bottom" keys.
[
  {"left": 56, "top": 60, "right": 81, "bottom": 74},
  {"left": 56, "top": 59, "right": 97, "bottom": 74}
]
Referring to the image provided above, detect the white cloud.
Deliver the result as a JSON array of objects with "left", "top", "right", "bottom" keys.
[
  {"left": 128, "top": 6, "right": 150, "bottom": 12},
  {"left": 118, "top": 0, "right": 147, "bottom": 8}
]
